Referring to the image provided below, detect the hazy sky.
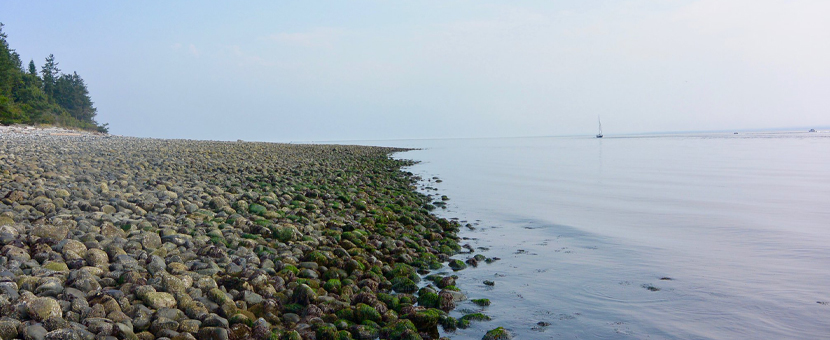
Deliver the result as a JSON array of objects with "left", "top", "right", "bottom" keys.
[{"left": 3, "top": 1, "right": 829, "bottom": 141}]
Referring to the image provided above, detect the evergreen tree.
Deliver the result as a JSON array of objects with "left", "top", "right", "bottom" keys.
[
  {"left": 41, "top": 54, "right": 60, "bottom": 98},
  {"left": 0, "top": 23, "right": 23, "bottom": 98},
  {"left": 55, "top": 72, "right": 96, "bottom": 122},
  {"left": 28, "top": 59, "right": 36, "bottom": 76},
  {"left": 0, "top": 23, "right": 24, "bottom": 122}
]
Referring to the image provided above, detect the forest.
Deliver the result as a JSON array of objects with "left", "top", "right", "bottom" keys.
[{"left": 0, "top": 23, "right": 107, "bottom": 132}]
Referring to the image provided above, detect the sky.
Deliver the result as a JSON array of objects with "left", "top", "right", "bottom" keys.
[{"left": 2, "top": 1, "right": 829, "bottom": 141}]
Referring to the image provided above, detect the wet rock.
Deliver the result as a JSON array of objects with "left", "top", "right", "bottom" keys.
[{"left": 483, "top": 326, "right": 512, "bottom": 340}]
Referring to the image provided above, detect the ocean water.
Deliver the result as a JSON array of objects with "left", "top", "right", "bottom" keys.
[{"left": 349, "top": 131, "right": 830, "bottom": 339}]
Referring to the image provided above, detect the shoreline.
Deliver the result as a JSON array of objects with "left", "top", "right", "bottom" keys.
[{"left": 0, "top": 130, "right": 499, "bottom": 340}]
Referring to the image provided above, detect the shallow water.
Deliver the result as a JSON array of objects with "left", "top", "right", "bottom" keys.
[{"left": 345, "top": 132, "right": 830, "bottom": 339}]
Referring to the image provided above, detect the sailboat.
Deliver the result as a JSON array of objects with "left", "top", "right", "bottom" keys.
[{"left": 596, "top": 117, "right": 603, "bottom": 138}]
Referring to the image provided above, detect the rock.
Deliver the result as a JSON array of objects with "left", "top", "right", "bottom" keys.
[
  {"left": 438, "top": 290, "right": 456, "bottom": 311},
  {"left": 42, "top": 261, "right": 69, "bottom": 272},
  {"left": 438, "top": 276, "right": 455, "bottom": 289},
  {"left": 179, "top": 319, "right": 200, "bottom": 333},
  {"left": 86, "top": 249, "right": 109, "bottom": 266},
  {"left": 85, "top": 317, "right": 115, "bottom": 334},
  {"left": 482, "top": 327, "right": 512, "bottom": 340},
  {"left": 54, "top": 189, "right": 70, "bottom": 198},
  {"left": 242, "top": 291, "right": 263, "bottom": 306},
  {"left": 115, "top": 323, "right": 139, "bottom": 340},
  {"left": 161, "top": 234, "right": 189, "bottom": 246},
  {"left": 354, "top": 303, "right": 381, "bottom": 323},
  {"left": 448, "top": 259, "right": 467, "bottom": 271},
  {"left": 101, "top": 222, "right": 126, "bottom": 238},
  {"left": 71, "top": 276, "right": 101, "bottom": 293},
  {"left": 446, "top": 290, "right": 467, "bottom": 302},
  {"left": 282, "top": 313, "right": 300, "bottom": 324},
  {"left": 147, "top": 255, "right": 167, "bottom": 275},
  {"left": 26, "top": 297, "right": 62, "bottom": 321},
  {"left": 151, "top": 317, "right": 180, "bottom": 334},
  {"left": 292, "top": 284, "right": 316, "bottom": 305},
  {"left": 44, "top": 328, "right": 92, "bottom": 340},
  {"left": 23, "top": 323, "right": 48, "bottom": 340},
  {"left": 42, "top": 316, "right": 68, "bottom": 332},
  {"left": 167, "top": 262, "right": 188, "bottom": 275},
  {"left": 209, "top": 197, "right": 228, "bottom": 210},
  {"left": 4, "top": 190, "right": 27, "bottom": 202},
  {"left": 0, "top": 282, "right": 20, "bottom": 300},
  {"left": 61, "top": 239, "right": 88, "bottom": 257},
  {"left": 0, "top": 318, "right": 21, "bottom": 340},
  {"left": 0, "top": 215, "right": 14, "bottom": 226},
  {"left": 35, "top": 278, "right": 64, "bottom": 296},
  {"left": 197, "top": 327, "right": 229, "bottom": 340},
  {"left": 143, "top": 292, "right": 177, "bottom": 309},
  {"left": 32, "top": 224, "right": 69, "bottom": 239},
  {"left": 5, "top": 246, "right": 30, "bottom": 261},
  {"left": 202, "top": 314, "right": 229, "bottom": 328},
  {"left": 141, "top": 232, "right": 162, "bottom": 249},
  {"left": 411, "top": 309, "right": 441, "bottom": 331}
]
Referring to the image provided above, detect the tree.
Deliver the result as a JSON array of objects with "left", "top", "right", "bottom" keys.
[
  {"left": 54, "top": 71, "right": 96, "bottom": 122},
  {"left": 41, "top": 54, "right": 60, "bottom": 97},
  {"left": 28, "top": 59, "right": 36, "bottom": 76},
  {"left": 0, "top": 23, "right": 23, "bottom": 99}
]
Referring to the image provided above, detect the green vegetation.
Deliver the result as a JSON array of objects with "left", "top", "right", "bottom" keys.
[{"left": 0, "top": 23, "right": 107, "bottom": 131}]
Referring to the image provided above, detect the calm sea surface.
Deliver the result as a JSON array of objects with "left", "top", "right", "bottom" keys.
[{"left": 346, "top": 132, "right": 830, "bottom": 339}]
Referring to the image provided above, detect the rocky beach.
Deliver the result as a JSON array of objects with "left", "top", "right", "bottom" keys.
[{"left": 0, "top": 127, "right": 499, "bottom": 340}]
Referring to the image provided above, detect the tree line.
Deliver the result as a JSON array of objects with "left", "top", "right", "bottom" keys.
[{"left": 0, "top": 22, "right": 107, "bottom": 132}]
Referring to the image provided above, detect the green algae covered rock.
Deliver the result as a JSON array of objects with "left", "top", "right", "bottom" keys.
[
  {"left": 384, "top": 319, "right": 422, "bottom": 340},
  {"left": 483, "top": 326, "right": 512, "bottom": 340},
  {"left": 417, "top": 288, "right": 440, "bottom": 308},
  {"left": 472, "top": 298, "right": 491, "bottom": 306},
  {"left": 448, "top": 259, "right": 467, "bottom": 271},
  {"left": 458, "top": 312, "right": 491, "bottom": 329},
  {"left": 410, "top": 308, "right": 442, "bottom": 331},
  {"left": 391, "top": 277, "right": 418, "bottom": 294},
  {"left": 355, "top": 303, "right": 382, "bottom": 323}
]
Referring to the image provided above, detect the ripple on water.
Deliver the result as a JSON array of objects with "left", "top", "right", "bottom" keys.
[{"left": 579, "top": 280, "right": 670, "bottom": 305}]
